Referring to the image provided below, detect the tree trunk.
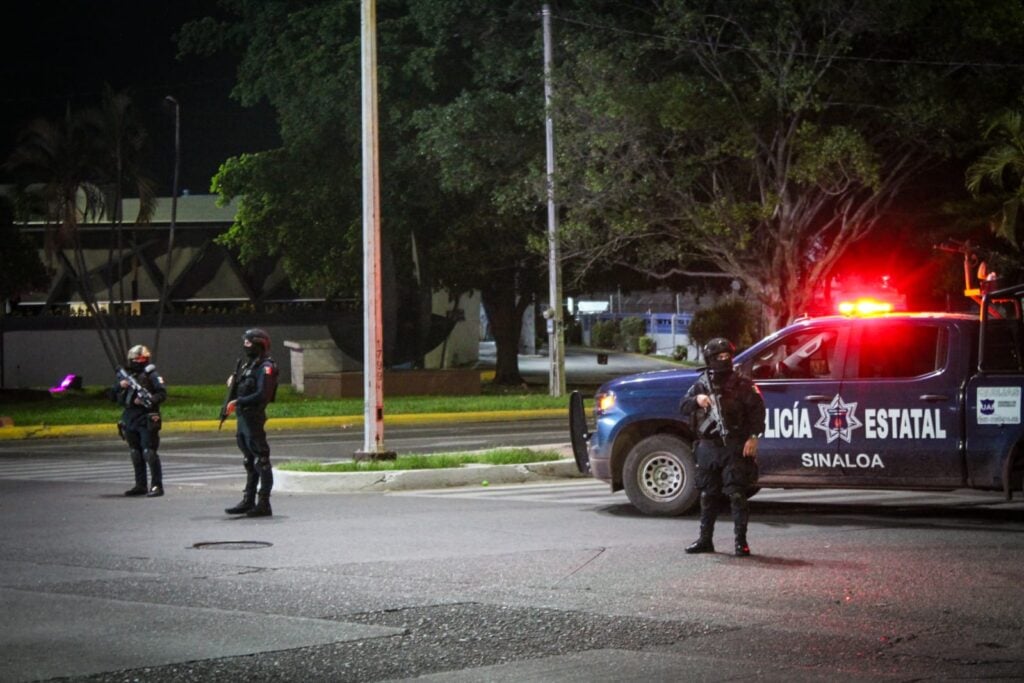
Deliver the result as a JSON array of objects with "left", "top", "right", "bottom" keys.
[{"left": 481, "top": 280, "right": 530, "bottom": 386}]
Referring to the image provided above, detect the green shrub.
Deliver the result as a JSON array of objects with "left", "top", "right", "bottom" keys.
[
  {"left": 590, "top": 319, "right": 619, "bottom": 349},
  {"left": 619, "top": 316, "right": 647, "bottom": 351},
  {"left": 688, "top": 298, "right": 758, "bottom": 350},
  {"left": 673, "top": 344, "right": 688, "bottom": 361},
  {"left": 620, "top": 316, "right": 646, "bottom": 337},
  {"left": 638, "top": 335, "right": 656, "bottom": 354}
]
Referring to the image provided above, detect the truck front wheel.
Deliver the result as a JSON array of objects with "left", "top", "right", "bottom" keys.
[{"left": 622, "top": 434, "right": 698, "bottom": 516}]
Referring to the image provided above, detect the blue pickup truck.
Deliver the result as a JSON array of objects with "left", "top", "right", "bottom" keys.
[{"left": 570, "top": 283, "right": 1024, "bottom": 515}]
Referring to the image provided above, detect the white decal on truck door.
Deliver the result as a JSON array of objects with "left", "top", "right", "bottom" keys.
[{"left": 977, "top": 386, "right": 1022, "bottom": 425}]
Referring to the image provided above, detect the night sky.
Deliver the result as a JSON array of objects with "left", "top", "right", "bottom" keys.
[{"left": 0, "top": 0, "right": 279, "bottom": 197}]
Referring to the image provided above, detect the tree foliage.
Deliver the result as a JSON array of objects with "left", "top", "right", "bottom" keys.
[
  {"left": 3, "top": 88, "right": 156, "bottom": 366},
  {"left": 0, "top": 195, "right": 48, "bottom": 303},
  {"left": 555, "top": 0, "right": 1024, "bottom": 330},
  {"left": 179, "top": 0, "right": 552, "bottom": 382},
  {"left": 967, "top": 109, "right": 1024, "bottom": 249}
]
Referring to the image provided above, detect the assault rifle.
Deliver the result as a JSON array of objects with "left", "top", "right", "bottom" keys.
[
  {"left": 116, "top": 367, "right": 155, "bottom": 409},
  {"left": 705, "top": 390, "right": 729, "bottom": 445},
  {"left": 219, "top": 358, "right": 243, "bottom": 430},
  {"left": 695, "top": 368, "right": 729, "bottom": 445}
]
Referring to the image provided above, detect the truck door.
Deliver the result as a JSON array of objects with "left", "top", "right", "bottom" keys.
[
  {"left": 742, "top": 321, "right": 850, "bottom": 483},
  {"left": 836, "top": 320, "right": 963, "bottom": 487}
]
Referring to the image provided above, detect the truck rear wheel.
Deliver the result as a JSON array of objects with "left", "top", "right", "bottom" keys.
[{"left": 622, "top": 434, "right": 698, "bottom": 516}]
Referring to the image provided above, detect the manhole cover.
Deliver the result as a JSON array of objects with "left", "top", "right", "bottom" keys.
[{"left": 192, "top": 541, "right": 273, "bottom": 550}]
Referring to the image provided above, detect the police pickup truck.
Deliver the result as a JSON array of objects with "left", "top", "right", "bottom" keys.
[{"left": 569, "top": 283, "right": 1024, "bottom": 515}]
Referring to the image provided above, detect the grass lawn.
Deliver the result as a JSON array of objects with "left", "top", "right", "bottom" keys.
[
  {"left": 0, "top": 384, "right": 583, "bottom": 427},
  {"left": 278, "top": 448, "right": 564, "bottom": 472}
]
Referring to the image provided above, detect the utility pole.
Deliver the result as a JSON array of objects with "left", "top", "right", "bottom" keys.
[
  {"left": 542, "top": 4, "right": 566, "bottom": 397},
  {"left": 154, "top": 95, "right": 180, "bottom": 359},
  {"left": 356, "top": 0, "right": 393, "bottom": 459}
]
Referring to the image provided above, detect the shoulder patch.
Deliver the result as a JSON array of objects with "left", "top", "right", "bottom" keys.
[{"left": 264, "top": 365, "right": 273, "bottom": 375}]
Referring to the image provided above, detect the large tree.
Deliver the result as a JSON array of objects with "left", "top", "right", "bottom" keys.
[
  {"left": 179, "top": 0, "right": 552, "bottom": 383},
  {"left": 967, "top": 108, "right": 1024, "bottom": 250},
  {"left": 0, "top": 194, "right": 48, "bottom": 304},
  {"left": 555, "top": 0, "right": 1024, "bottom": 330},
  {"left": 5, "top": 89, "right": 156, "bottom": 367}
]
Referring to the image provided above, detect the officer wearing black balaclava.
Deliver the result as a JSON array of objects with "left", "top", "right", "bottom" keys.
[
  {"left": 111, "top": 345, "right": 167, "bottom": 497},
  {"left": 221, "top": 328, "right": 278, "bottom": 517},
  {"left": 680, "top": 337, "right": 765, "bottom": 556}
]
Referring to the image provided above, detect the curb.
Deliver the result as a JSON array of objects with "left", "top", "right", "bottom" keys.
[{"left": 274, "top": 458, "right": 584, "bottom": 493}]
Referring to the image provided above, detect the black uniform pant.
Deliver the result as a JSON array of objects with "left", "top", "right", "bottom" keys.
[
  {"left": 694, "top": 438, "right": 758, "bottom": 537},
  {"left": 124, "top": 418, "right": 162, "bottom": 487},
  {"left": 236, "top": 410, "right": 272, "bottom": 496}
]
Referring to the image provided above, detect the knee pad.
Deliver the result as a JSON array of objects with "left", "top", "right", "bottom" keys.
[
  {"left": 729, "top": 492, "right": 748, "bottom": 511},
  {"left": 256, "top": 454, "right": 272, "bottom": 472},
  {"left": 700, "top": 491, "right": 717, "bottom": 509},
  {"left": 143, "top": 449, "right": 159, "bottom": 464}
]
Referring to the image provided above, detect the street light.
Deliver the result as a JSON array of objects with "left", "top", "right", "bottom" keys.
[
  {"left": 542, "top": 5, "right": 565, "bottom": 397},
  {"left": 154, "top": 96, "right": 179, "bottom": 358}
]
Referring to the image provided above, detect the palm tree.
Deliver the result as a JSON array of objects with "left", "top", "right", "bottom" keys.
[
  {"left": 966, "top": 109, "right": 1024, "bottom": 249},
  {"left": 4, "top": 89, "right": 156, "bottom": 369},
  {"left": 85, "top": 86, "right": 157, "bottom": 355}
]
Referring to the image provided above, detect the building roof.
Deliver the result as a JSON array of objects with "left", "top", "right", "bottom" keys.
[
  {"left": 1, "top": 186, "right": 238, "bottom": 226},
  {"left": 125, "top": 193, "right": 238, "bottom": 224}
]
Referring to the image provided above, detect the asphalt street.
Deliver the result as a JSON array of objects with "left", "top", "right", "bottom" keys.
[
  {"left": 1, "top": 476, "right": 1022, "bottom": 681},
  {"left": 3, "top": 348, "right": 1023, "bottom": 680}
]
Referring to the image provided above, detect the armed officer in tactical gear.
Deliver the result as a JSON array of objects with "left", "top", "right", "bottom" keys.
[
  {"left": 111, "top": 345, "right": 167, "bottom": 497},
  {"left": 222, "top": 328, "right": 278, "bottom": 517},
  {"left": 680, "top": 337, "right": 765, "bottom": 556}
]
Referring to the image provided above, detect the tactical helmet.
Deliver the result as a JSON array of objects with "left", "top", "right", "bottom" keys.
[
  {"left": 703, "top": 337, "right": 735, "bottom": 380},
  {"left": 127, "top": 345, "right": 151, "bottom": 364},
  {"left": 243, "top": 328, "right": 271, "bottom": 352}
]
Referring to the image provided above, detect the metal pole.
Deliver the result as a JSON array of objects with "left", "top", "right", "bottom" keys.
[
  {"left": 542, "top": 5, "right": 565, "bottom": 397},
  {"left": 357, "top": 0, "right": 392, "bottom": 458},
  {"left": 154, "top": 96, "right": 179, "bottom": 358}
]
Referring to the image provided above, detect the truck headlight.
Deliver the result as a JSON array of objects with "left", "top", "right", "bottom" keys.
[{"left": 595, "top": 390, "right": 616, "bottom": 415}]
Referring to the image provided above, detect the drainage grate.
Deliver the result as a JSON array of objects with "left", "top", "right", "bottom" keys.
[{"left": 192, "top": 541, "right": 273, "bottom": 550}]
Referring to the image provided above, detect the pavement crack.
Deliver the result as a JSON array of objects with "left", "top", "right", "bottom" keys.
[
  {"left": 555, "top": 547, "right": 606, "bottom": 585},
  {"left": 234, "top": 566, "right": 273, "bottom": 575}
]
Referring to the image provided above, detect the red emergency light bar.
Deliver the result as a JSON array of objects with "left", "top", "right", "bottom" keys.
[{"left": 837, "top": 298, "right": 894, "bottom": 316}]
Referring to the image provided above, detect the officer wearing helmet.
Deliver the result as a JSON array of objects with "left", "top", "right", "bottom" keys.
[
  {"left": 221, "top": 328, "right": 278, "bottom": 517},
  {"left": 680, "top": 337, "right": 765, "bottom": 556},
  {"left": 111, "top": 344, "right": 167, "bottom": 497}
]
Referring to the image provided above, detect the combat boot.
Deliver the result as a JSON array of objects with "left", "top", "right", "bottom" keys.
[
  {"left": 125, "top": 449, "right": 147, "bottom": 495},
  {"left": 245, "top": 493, "right": 272, "bottom": 518},
  {"left": 686, "top": 492, "right": 718, "bottom": 553},
  {"left": 143, "top": 450, "right": 162, "bottom": 496},
  {"left": 225, "top": 491, "right": 255, "bottom": 515},
  {"left": 734, "top": 528, "right": 751, "bottom": 556},
  {"left": 685, "top": 530, "right": 715, "bottom": 554},
  {"left": 729, "top": 492, "right": 751, "bottom": 556}
]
